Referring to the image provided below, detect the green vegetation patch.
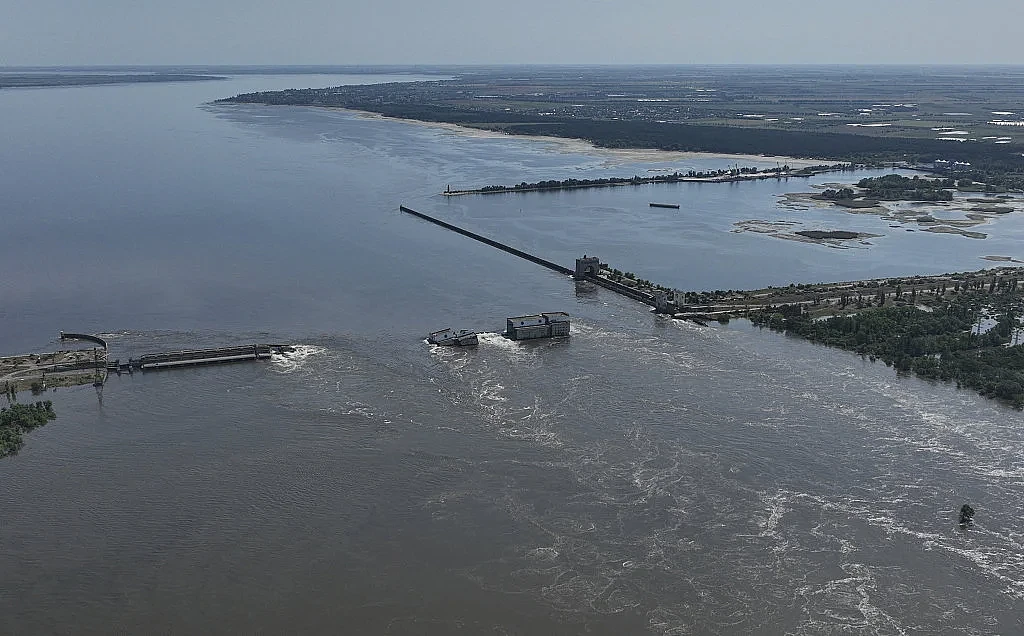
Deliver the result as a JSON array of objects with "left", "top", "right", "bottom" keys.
[
  {"left": 856, "top": 174, "right": 955, "bottom": 201},
  {"left": 752, "top": 290, "right": 1024, "bottom": 409},
  {"left": 0, "top": 401, "right": 57, "bottom": 458},
  {"left": 220, "top": 66, "right": 1024, "bottom": 172},
  {"left": 794, "top": 230, "right": 861, "bottom": 240},
  {"left": 467, "top": 164, "right": 846, "bottom": 194}
]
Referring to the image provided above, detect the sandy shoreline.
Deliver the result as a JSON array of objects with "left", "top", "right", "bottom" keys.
[
  {"left": 776, "top": 188, "right": 1024, "bottom": 245},
  {"left": 336, "top": 107, "right": 832, "bottom": 167}
]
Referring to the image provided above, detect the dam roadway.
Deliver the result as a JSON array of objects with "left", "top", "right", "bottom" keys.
[{"left": 396, "top": 206, "right": 1024, "bottom": 322}]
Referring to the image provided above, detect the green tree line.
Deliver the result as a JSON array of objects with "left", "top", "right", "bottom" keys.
[
  {"left": 751, "top": 291, "right": 1024, "bottom": 408},
  {"left": 855, "top": 174, "right": 955, "bottom": 201},
  {"left": 473, "top": 165, "right": 846, "bottom": 193},
  {"left": 220, "top": 90, "right": 1024, "bottom": 172},
  {"left": 1, "top": 401, "right": 57, "bottom": 458}
]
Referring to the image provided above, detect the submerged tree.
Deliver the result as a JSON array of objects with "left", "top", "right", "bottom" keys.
[{"left": 959, "top": 504, "right": 975, "bottom": 526}]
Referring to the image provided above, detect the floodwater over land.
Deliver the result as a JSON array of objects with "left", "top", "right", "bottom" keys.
[{"left": 2, "top": 71, "right": 1024, "bottom": 635}]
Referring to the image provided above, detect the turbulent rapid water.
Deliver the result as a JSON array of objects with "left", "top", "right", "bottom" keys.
[{"left": 1, "top": 71, "right": 1023, "bottom": 635}]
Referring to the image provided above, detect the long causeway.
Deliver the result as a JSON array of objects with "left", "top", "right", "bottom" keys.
[{"left": 399, "top": 205, "right": 574, "bottom": 276}]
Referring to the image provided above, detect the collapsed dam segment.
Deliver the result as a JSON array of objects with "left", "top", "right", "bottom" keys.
[{"left": 59, "top": 331, "right": 107, "bottom": 349}]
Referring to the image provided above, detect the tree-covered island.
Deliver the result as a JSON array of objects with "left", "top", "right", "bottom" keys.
[
  {"left": 820, "top": 174, "right": 954, "bottom": 204},
  {"left": 815, "top": 172, "right": 1024, "bottom": 212}
]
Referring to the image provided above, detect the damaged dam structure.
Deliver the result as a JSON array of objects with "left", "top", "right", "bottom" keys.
[{"left": 505, "top": 312, "right": 571, "bottom": 341}]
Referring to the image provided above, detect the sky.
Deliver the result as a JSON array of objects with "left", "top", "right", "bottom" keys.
[{"left": 3, "top": 0, "right": 1023, "bottom": 66}]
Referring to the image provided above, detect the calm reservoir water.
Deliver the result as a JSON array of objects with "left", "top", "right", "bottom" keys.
[{"left": 2, "top": 72, "right": 1023, "bottom": 635}]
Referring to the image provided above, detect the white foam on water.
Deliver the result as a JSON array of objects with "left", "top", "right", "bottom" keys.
[
  {"left": 476, "top": 377, "right": 508, "bottom": 407},
  {"left": 322, "top": 400, "right": 378, "bottom": 419},
  {"left": 475, "top": 332, "right": 550, "bottom": 365},
  {"left": 465, "top": 365, "right": 564, "bottom": 447},
  {"left": 794, "top": 561, "right": 911, "bottom": 636},
  {"left": 270, "top": 344, "right": 327, "bottom": 374},
  {"left": 785, "top": 486, "right": 1024, "bottom": 603},
  {"left": 95, "top": 330, "right": 131, "bottom": 339},
  {"left": 984, "top": 467, "right": 1024, "bottom": 479},
  {"left": 526, "top": 546, "right": 560, "bottom": 561},
  {"left": 430, "top": 308, "right": 1024, "bottom": 630},
  {"left": 426, "top": 341, "right": 473, "bottom": 370},
  {"left": 758, "top": 491, "right": 791, "bottom": 538},
  {"left": 476, "top": 331, "right": 521, "bottom": 351}
]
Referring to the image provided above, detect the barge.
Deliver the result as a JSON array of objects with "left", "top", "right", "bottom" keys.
[{"left": 649, "top": 202, "right": 681, "bottom": 209}]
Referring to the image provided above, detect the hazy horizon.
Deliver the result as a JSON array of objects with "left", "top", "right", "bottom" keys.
[
  {"left": 5, "top": 63, "right": 1024, "bottom": 70},
  {"left": 4, "top": 0, "right": 1023, "bottom": 67}
]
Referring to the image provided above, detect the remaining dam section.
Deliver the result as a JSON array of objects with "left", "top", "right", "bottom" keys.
[
  {"left": 1, "top": 348, "right": 107, "bottom": 395},
  {"left": 428, "top": 313, "right": 571, "bottom": 346},
  {"left": 59, "top": 332, "right": 108, "bottom": 349},
  {"left": 396, "top": 203, "right": 1024, "bottom": 331},
  {"left": 579, "top": 258, "right": 1024, "bottom": 323},
  {"left": 505, "top": 312, "right": 571, "bottom": 340},
  {"left": 411, "top": 194, "right": 1024, "bottom": 328},
  {"left": 133, "top": 344, "right": 279, "bottom": 370},
  {"left": 574, "top": 255, "right": 655, "bottom": 305},
  {"left": 1, "top": 336, "right": 295, "bottom": 396}
]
